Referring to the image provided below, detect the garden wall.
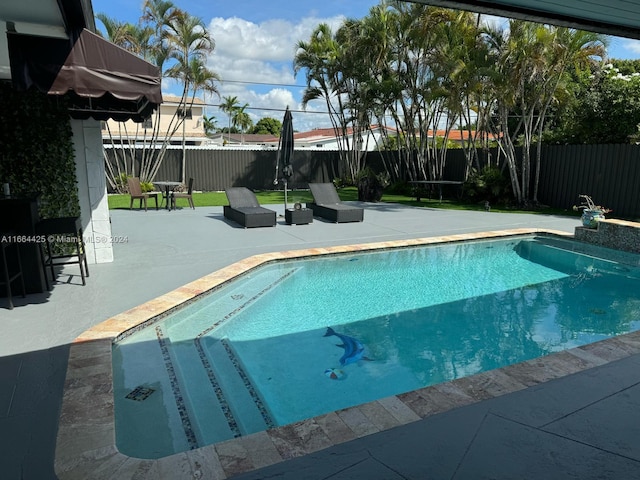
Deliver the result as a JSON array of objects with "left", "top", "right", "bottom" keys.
[{"left": 105, "top": 144, "right": 640, "bottom": 219}]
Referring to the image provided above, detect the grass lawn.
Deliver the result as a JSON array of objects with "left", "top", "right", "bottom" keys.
[{"left": 108, "top": 186, "right": 576, "bottom": 217}]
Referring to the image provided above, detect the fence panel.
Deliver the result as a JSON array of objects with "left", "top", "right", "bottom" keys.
[
  {"left": 538, "top": 144, "right": 640, "bottom": 218},
  {"left": 106, "top": 144, "right": 640, "bottom": 219}
]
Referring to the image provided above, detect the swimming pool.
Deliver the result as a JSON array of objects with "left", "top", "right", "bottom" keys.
[{"left": 112, "top": 235, "right": 640, "bottom": 459}]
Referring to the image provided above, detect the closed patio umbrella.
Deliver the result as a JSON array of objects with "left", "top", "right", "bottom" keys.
[{"left": 274, "top": 107, "right": 294, "bottom": 209}]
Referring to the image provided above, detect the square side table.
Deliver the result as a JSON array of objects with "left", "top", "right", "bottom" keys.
[{"left": 285, "top": 208, "right": 313, "bottom": 225}]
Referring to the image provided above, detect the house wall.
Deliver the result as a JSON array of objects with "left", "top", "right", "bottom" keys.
[
  {"left": 156, "top": 102, "right": 204, "bottom": 137},
  {"left": 296, "top": 130, "right": 386, "bottom": 151},
  {"left": 72, "top": 119, "right": 114, "bottom": 264},
  {"left": 102, "top": 102, "right": 205, "bottom": 141}
]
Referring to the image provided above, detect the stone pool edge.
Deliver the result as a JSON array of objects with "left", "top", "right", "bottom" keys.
[{"left": 56, "top": 228, "right": 640, "bottom": 480}]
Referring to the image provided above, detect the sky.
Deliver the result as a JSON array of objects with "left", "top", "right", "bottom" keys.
[{"left": 92, "top": 0, "right": 640, "bottom": 132}]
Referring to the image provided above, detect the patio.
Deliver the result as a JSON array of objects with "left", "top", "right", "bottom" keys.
[{"left": 2, "top": 202, "right": 640, "bottom": 479}]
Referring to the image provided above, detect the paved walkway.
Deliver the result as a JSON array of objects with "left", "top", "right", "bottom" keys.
[{"left": 2, "top": 203, "right": 639, "bottom": 479}]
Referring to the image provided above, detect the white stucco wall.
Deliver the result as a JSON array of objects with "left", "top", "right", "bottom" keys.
[{"left": 72, "top": 119, "right": 114, "bottom": 264}]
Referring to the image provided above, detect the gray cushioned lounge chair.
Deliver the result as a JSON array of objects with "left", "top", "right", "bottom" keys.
[
  {"left": 224, "top": 187, "right": 277, "bottom": 228},
  {"left": 306, "top": 183, "right": 364, "bottom": 223}
]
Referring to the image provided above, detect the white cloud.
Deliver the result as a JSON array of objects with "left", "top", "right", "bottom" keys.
[
  {"left": 200, "top": 14, "right": 346, "bottom": 129},
  {"left": 209, "top": 15, "right": 345, "bottom": 63},
  {"left": 621, "top": 39, "right": 640, "bottom": 55},
  {"left": 480, "top": 14, "right": 508, "bottom": 30}
]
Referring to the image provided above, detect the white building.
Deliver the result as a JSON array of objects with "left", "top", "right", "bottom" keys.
[{"left": 103, "top": 94, "right": 208, "bottom": 146}]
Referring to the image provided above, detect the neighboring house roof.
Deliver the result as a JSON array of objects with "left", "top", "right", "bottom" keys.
[
  {"left": 259, "top": 125, "right": 497, "bottom": 147},
  {"left": 153, "top": 131, "right": 209, "bottom": 139},
  {"left": 165, "top": 125, "right": 499, "bottom": 148},
  {"left": 208, "top": 133, "right": 280, "bottom": 145},
  {"left": 259, "top": 125, "right": 397, "bottom": 146},
  {"left": 431, "top": 129, "right": 501, "bottom": 142},
  {"left": 296, "top": 125, "right": 396, "bottom": 141},
  {"left": 162, "top": 94, "right": 205, "bottom": 105}
]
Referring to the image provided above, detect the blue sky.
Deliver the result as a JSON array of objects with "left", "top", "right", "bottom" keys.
[{"left": 92, "top": 0, "right": 640, "bottom": 131}]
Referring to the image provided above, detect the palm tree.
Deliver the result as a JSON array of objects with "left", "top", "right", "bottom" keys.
[
  {"left": 232, "top": 103, "right": 252, "bottom": 144},
  {"left": 220, "top": 96, "right": 239, "bottom": 144},
  {"left": 160, "top": 10, "right": 218, "bottom": 182},
  {"left": 96, "top": 14, "right": 144, "bottom": 190},
  {"left": 294, "top": 23, "right": 349, "bottom": 180},
  {"left": 142, "top": 0, "right": 177, "bottom": 30},
  {"left": 482, "top": 20, "right": 606, "bottom": 205},
  {"left": 203, "top": 115, "right": 219, "bottom": 136},
  {"left": 141, "top": 0, "right": 177, "bottom": 70},
  {"left": 95, "top": 14, "right": 135, "bottom": 47},
  {"left": 529, "top": 27, "right": 606, "bottom": 201},
  {"left": 164, "top": 10, "right": 214, "bottom": 91}
]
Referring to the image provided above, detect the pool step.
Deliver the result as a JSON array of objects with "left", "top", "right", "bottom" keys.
[
  {"left": 165, "top": 266, "right": 301, "bottom": 340},
  {"left": 158, "top": 328, "right": 238, "bottom": 447},
  {"left": 163, "top": 336, "right": 274, "bottom": 448},
  {"left": 200, "top": 337, "right": 274, "bottom": 436},
  {"left": 153, "top": 267, "right": 302, "bottom": 447},
  {"left": 516, "top": 238, "right": 639, "bottom": 278}
]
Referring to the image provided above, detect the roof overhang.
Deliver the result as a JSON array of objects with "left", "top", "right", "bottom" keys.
[
  {"left": 407, "top": 0, "right": 640, "bottom": 40},
  {"left": 8, "top": 28, "right": 162, "bottom": 122}
]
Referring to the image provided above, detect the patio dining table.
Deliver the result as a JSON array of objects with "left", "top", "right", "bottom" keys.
[
  {"left": 409, "top": 180, "right": 464, "bottom": 203},
  {"left": 153, "top": 181, "right": 182, "bottom": 210}
]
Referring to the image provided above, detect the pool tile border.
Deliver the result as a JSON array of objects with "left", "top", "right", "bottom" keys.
[{"left": 55, "top": 228, "right": 640, "bottom": 480}]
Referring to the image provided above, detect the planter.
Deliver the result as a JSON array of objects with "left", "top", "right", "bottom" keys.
[
  {"left": 357, "top": 176, "right": 384, "bottom": 202},
  {"left": 581, "top": 209, "right": 606, "bottom": 228}
]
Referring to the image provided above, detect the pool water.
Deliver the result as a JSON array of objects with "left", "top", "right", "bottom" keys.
[{"left": 113, "top": 236, "right": 640, "bottom": 459}]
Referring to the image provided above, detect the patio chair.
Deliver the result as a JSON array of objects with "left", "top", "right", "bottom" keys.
[
  {"left": 127, "top": 177, "right": 159, "bottom": 211},
  {"left": 0, "top": 230, "right": 26, "bottom": 309},
  {"left": 306, "top": 183, "right": 364, "bottom": 223},
  {"left": 171, "top": 178, "right": 195, "bottom": 210},
  {"left": 224, "top": 187, "right": 276, "bottom": 228},
  {"left": 35, "top": 216, "right": 89, "bottom": 289}
]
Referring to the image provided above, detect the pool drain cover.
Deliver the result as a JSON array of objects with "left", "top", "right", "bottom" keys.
[{"left": 125, "top": 386, "right": 156, "bottom": 402}]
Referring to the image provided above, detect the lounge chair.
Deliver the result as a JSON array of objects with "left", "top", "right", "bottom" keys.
[
  {"left": 306, "top": 183, "right": 364, "bottom": 223},
  {"left": 224, "top": 187, "right": 277, "bottom": 228}
]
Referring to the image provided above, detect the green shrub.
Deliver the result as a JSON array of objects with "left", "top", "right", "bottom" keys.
[
  {"left": 356, "top": 168, "right": 390, "bottom": 202},
  {"left": 385, "top": 180, "right": 413, "bottom": 196},
  {"left": 464, "top": 166, "right": 511, "bottom": 203},
  {"left": 0, "top": 84, "right": 79, "bottom": 220},
  {"left": 332, "top": 177, "right": 351, "bottom": 188},
  {"left": 140, "top": 181, "right": 155, "bottom": 193}
]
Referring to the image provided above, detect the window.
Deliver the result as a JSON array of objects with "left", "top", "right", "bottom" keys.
[{"left": 177, "top": 108, "right": 192, "bottom": 119}]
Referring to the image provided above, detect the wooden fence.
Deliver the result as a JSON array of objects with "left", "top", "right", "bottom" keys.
[{"left": 105, "top": 144, "right": 640, "bottom": 219}]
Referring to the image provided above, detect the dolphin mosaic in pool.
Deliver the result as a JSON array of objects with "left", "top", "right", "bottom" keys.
[{"left": 324, "top": 327, "right": 370, "bottom": 366}]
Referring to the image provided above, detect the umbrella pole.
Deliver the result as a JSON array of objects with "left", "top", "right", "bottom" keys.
[{"left": 284, "top": 179, "right": 288, "bottom": 210}]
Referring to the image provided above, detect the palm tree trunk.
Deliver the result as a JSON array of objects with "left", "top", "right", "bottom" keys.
[{"left": 181, "top": 117, "right": 186, "bottom": 183}]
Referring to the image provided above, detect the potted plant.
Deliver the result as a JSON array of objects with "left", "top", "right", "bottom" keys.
[
  {"left": 357, "top": 168, "right": 390, "bottom": 202},
  {"left": 573, "top": 194, "right": 611, "bottom": 228}
]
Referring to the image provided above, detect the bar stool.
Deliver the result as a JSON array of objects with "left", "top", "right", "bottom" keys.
[
  {"left": 36, "top": 217, "right": 89, "bottom": 289},
  {"left": 0, "top": 231, "right": 26, "bottom": 309}
]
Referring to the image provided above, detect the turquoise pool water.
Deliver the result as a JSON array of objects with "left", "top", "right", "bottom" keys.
[{"left": 113, "top": 235, "right": 640, "bottom": 459}]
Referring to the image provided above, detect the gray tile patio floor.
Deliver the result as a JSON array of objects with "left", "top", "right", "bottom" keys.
[{"left": 2, "top": 202, "right": 639, "bottom": 479}]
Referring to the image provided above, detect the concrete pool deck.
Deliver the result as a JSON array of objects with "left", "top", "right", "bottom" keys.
[{"left": 2, "top": 202, "right": 640, "bottom": 479}]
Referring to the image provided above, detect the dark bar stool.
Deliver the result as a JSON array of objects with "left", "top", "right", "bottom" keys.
[
  {"left": 0, "top": 231, "right": 26, "bottom": 309},
  {"left": 36, "top": 217, "right": 89, "bottom": 289}
]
